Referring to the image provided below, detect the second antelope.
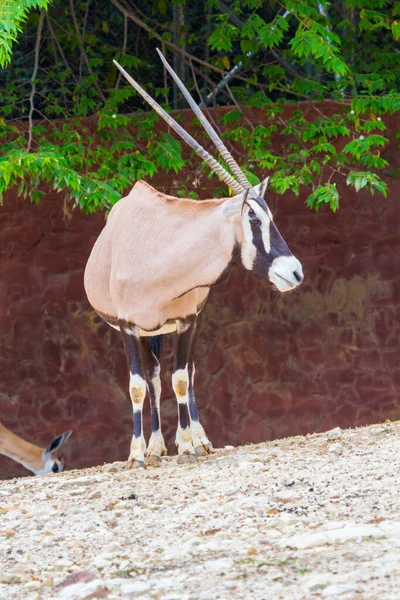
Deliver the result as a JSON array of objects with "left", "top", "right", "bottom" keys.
[
  {"left": 84, "top": 49, "right": 304, "bottom": 467},
  {"left": 0, "top": 422, "right": 72, "bottom": 476}
]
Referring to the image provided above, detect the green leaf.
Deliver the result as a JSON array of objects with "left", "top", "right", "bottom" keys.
[
  {"left": 306, "top": 184, "right": 339, "bottom": 212},
  {"left": 208, "top": 22, "right": 238, "bottom": 52},
  {"left": 346, "top": 171, "right": 388, "bottom": 197}
]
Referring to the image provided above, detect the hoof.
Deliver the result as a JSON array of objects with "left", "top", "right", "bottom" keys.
[
  {"left": 126, "top": 459, "right": 147, "bottom": 470},
  {"left": 194, "top": 443, "right": 214, "bottom": 457},
  {"left": 177, "top": 453, "right": 198, "bottom": 465},
  {"left": 145, "top": 455, "right": 162, "bottom": 466}
]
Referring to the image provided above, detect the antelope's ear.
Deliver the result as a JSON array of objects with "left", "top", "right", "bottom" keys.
[
  {"left": 222, "top": 192, "right": 246, "bottom": 221},
  {"left": 44, "top": 430, "right": 73, "bottom": 457},
  {"left": 222, "top": 176, "right": 269, "bottom": 221},
  {"left": 258, "top": 176, "right": 269, "bottom": 199}
]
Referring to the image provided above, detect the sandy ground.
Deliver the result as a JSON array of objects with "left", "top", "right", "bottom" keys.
[{"left": 0, "top": 421, "right": 400, "bottom": 600}]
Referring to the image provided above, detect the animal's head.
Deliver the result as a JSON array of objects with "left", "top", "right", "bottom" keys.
[
  {"left": 113, "top": 49, "right": 303, "bottom": 293},
  {"left": 36, "top": 430, "right": 72, "bottom": 476},
  {"left": 222, "top": 179, "right": 303, "bottom": 292}
]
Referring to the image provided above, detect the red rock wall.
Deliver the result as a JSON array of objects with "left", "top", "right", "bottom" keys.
[{"left": 1, "top": 118, "right": 400, "bottom": 478}]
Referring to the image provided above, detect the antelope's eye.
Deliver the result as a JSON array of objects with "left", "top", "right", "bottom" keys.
[{"left": 248, "top": 209, "right": 261, "bottom": 226}]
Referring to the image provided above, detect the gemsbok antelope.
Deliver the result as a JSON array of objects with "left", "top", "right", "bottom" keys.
[
  {"left": 0, "top": 422, "right": 72, "bottom": 476},
  {"left": 84, "top": 49, "right": 303, "bottom": 467}
]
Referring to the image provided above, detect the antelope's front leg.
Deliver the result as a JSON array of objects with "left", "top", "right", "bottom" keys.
[
  {"left": 187, "top": 361, "right": 214, "bottom": 457},
  {"left": 121, "top": 327, "right": 147, "bottom": 468},
  {"left": 173, "top": 317, "right": 213, "bottom": 463},
  {"left": 172, "top": 319, "right": 198, "bottom": 464}
]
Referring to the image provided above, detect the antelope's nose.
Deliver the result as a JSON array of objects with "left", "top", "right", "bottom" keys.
[{"left": 293, "top": 270, "right": 303, "bottom": 283}]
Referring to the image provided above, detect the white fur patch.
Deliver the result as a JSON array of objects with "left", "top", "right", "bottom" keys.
[
  {"left": 247, "top": 199, "right": 272, "bottom": 253},
  {"left": 125, "top": 327, "right": 139, "bottom": 337},
  {"left": 240, "top": 212, "right": 257, "bottom": 269},
  {"left": 175, "top": 426, "right": 195, "bottom": 454},
  {"left": 129, "top": 434, "right": 146, "bottom": 462},
  {"left": 172, "top": 367, "right": 189, "bottom": 402},
  {"left": 139, "top": 322, "right": 177, "bottom": 336},
  {"left": 129, "top": 373, "right": 147, "bottom": 407},
  {"left": 268, "top": 255, "right": 303, "bottom": 292},
  {"left": 147, "top": 430, "right": 166, "bottom": 457}
]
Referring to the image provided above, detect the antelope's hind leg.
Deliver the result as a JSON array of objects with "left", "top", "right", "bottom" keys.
[
  {"left": 142, "top": 337, "right": 167, "bottom": 465},
  {"left": 121, "top": 326, "right": 147, "bottom": 469}
]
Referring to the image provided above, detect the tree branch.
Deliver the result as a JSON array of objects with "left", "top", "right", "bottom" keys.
[
  {"left": 109, "top": 0, "right": 250, "bottom": 82},
  {"left": 69, "top": 0, "right": 106, "bottom": 102},
  {"left": 27, "top": 9, "right": 45, "bottom": 152},
  {"left": 115, "top": 12, "right": 128, "bottom": 89},
  {"left": 46, "top": 14, "right": 77, "bottom": 83},
  {"left": 79, "top": 0, "right": 91, "bottom": 81}
]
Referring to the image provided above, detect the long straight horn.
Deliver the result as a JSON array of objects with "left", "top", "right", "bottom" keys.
[
  {"left": 156, "top": 48, "right": 252, "bottom": 191},
  {"left": 113, "top": 60, "right": 244, "bottom": 195}
]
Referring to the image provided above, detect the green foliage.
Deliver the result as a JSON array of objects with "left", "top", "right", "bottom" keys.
[
  {"left": 0, "top": 0, "right": 399, "bottom": 212},
  {"left": 0, "top": 0, "right": 52, "bottom": 67},
  {"left": 306, "top": 184, "right": 339, "bottom": 212}
]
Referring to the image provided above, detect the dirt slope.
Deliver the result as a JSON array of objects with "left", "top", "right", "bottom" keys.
[{"left": 0, "top": 422, "right": 399, "bottom": 600}]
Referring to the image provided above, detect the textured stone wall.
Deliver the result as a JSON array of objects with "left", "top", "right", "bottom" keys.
[{"left": 1, "top": 118, "right": 399, "bottom": 479}]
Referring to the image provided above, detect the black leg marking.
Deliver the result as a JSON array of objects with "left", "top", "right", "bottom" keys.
[
  {"left": 188, "top": 361, "right": 200, "bottom": 422},
  {"left": 141, "top": 337, "right": 166, "bottom": 460},
  {"left": 178, "top": 403, "right": 189, "bottom": 431},
  {"left": 133, "top": 411, "right": 142, "bottom": 439}
]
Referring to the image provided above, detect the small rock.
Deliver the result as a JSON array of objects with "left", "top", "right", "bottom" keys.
[
  {"left": 55, "top": 570, "right": 98, "bottom": 590},
  {"left": 4, "top": 529, "right": 16, "bottom": 537},
  {"left": 328, "top": 443, "right": 343, "bottom": 456},
  {"left": 322, "top": 584, "right": 356, "bottom": 597},
  {"left": 58, "top": 579, "right": 107, "bottom": 600},
  {"left": 0, "top": 568, "right": 31, "bottom": 584},
  {"left": 54, "top": 559, "right": 73, "bottom": 570},
  {"left": 88, "top": 490, "right": 102, "bottom": 499},
  {"left": 120, "top": 581, "right": 151, "bottom": 595},
  {"left": 101, "top": 463, "right": 124, "bottom": 473},
  {"left": 67, "top": 540, "right": 86, "bottom": 549},
  {"left": 24, "top": 581, "right": 42, "bottom": 591},
  {"left": 283, "top": 479, "right": 295, "bottom": 487},
  {"left": 282, "top": 532, "right": 329, "bottom": 550},
  {"left": 69, "top": 488, "right": 88, "bottom": 496},
  {"left": 372, "top": 426, "right": 386, "bottom": 435},
  {"left": 326, "top": 427, "right": 343, "bottom": 440},
  {"left": 57, "top": 477, "right": 95, "bottom": 489},
  {"left": 224, "top": 445, "right": 235, "bottom": 450},
  {"left": 93, "top": 553, "right": 116, "bottom": 570}
]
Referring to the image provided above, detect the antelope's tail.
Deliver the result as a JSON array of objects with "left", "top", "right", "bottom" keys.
[{"left": 150, "top": 335, "right": 162, "bottom": 359}]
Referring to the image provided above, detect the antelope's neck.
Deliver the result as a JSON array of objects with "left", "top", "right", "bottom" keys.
[{"left": 0, "top": 424, "right": 44, "bottom": 474}]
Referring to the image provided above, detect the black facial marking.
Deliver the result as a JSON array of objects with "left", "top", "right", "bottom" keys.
[
  {"left": 52, "top": 463, "right": 59, "bottom": 473},
  {"left": 248, "top": 208, "right": 261, "bottom": 227},
  {"left": 238, "top": 195, "right": 295, "bottom": 278}
]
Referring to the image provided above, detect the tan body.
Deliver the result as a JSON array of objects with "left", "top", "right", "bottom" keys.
[
  {"left": 85, "top": 181, "right": 238, "bottom": 332},
  {"left": 0, "top": 422, "right": 71, "bottom": 476}
]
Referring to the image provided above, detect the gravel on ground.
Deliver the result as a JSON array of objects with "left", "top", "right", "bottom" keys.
[{"left": 1, "top": 421, "right": 399, "bottom": 600}]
